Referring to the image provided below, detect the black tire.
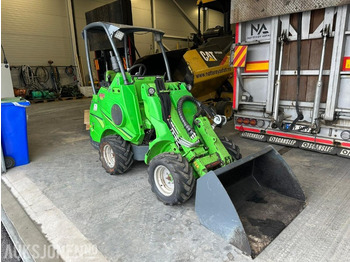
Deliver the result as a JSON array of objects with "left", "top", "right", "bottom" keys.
[
  {"left": 90, "top": 136, "right": 99, "bottom": 150},
  {"left": 148, "top": 152, "right": 195, "bottom": 205},
  {"left": 5, "top": 156, "right": 15, "bottom": 169},
  {"left": 215, "top": 101, "right": 233, "bottom": 119},
  {"left": 220, "top": 136, "right": 242, "bottom": 160},
  {"left": 99, "top": 135, "right": 134, "bottom": 175}
]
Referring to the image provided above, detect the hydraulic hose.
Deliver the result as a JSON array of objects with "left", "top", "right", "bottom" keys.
[
  {"left": 177, "top": 96, "right": 216, "bottom": 139},
  {"left": 177, "top": 96, "right": 201, "bottom": 139}
]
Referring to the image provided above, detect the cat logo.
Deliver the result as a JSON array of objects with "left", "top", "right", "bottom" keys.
[{"left": 199, "top": 51, "right": 217, "bottom": 62}]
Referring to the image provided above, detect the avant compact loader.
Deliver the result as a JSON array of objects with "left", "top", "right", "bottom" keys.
[{"left": 83, "top": 22, "right": 306, "bottom": 258}]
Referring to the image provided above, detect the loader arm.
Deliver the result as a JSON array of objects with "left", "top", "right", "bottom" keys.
[{"left": 139, "top": 78, "right": 231, "bottom": 177}]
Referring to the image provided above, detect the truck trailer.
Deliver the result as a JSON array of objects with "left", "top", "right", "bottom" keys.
[{"left": 231, "top": 4, "right": 350, "bottom": 158}]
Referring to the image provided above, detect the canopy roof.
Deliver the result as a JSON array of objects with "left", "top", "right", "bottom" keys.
[{"left": 83, "top": 21, "right": 164, "bottom": 38}]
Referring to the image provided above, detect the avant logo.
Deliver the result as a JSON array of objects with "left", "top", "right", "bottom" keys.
[
  {"left": 199, "top": 51, "right": 217, "bottom": 62},
  {"left": 251, "top": 23, "right": 269, "bottom": 36}
]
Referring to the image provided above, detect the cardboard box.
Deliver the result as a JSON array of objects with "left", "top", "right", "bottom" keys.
[{"left": 84, "top": 110, "right": 90, "bottom": 130}]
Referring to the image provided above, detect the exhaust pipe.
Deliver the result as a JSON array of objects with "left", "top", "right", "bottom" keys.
[{"left": 195, "top": 146, "right": 305, "bottom": 258}]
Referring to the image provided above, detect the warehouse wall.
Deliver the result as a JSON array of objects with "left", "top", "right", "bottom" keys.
[
  {"left": 2, "top": 0, "right": 223, "bottom": 85},
  {"left": 1, "top": 0, "right": 73, "bottom": 66},
  {"left": 154, "top": 0, "right": 223, "bottom": 50},
  {"left": 133, "top": 0, "right": 222, "bottom": 54}
]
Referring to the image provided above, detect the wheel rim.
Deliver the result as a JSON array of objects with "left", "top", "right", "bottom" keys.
[
  {"left": 103, "top": 144, "right": 115, "bottom": 168},
  {"left": 154, "top": 165, "right": 174, "bottom": 196}
]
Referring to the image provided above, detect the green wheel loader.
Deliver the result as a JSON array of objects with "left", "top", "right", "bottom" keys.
[{"left": 83, "top": 22, "right": 306, "bottom": 258}]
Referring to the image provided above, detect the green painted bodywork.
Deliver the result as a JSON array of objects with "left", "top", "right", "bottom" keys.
[{"left": 89, "top": 71, "right": 233, "bottom": 178}]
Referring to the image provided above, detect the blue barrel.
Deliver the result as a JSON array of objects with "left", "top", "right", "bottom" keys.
[{"left": 1, "top": 98, "right": 30, "bottom": 168}]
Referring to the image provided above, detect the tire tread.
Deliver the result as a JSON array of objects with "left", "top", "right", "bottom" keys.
[
  {"left": 220, "top": 136, "right": 242, "bottom": 160},
  {"left": 99, "top": 135, "right": 134, "bottom": 175},
  {"left": 148, "top": 152, "right": 195, "bottom": 205}
]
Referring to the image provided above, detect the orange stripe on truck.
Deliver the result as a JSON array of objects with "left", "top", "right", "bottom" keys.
[{"left": 244, "top": 60, "right": 269, "bottom": 73}]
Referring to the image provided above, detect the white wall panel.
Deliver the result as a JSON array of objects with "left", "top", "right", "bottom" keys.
[
  {"left": 1, "top": 0, "right": 73, "bottom": 66},
  {"left": 3, "top": 34, "right": 72, "bottom": 66},
  {"left": 132, "top": 5, "right": 153, "bottom": 57},
  {"left": 208, "top": 9, "right": 225, "bottom": 29},
  {"left": 131, "top": 0, "right": 151, "bottom": 11}
]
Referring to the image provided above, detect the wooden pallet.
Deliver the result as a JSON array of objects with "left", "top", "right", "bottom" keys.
[
  {"left": 59, "top": 96, "right": 85, "bottom": 101},
  {"left": 29, "top": 96, "right": 87, "bottom": 104},
  {"left": 29, "top": 98, "right": 58, "bottom": 104}
]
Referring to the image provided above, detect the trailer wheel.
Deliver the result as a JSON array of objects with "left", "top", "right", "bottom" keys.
[
  {"left": 220, "top": 136, "right": 242, "bottom": 160},
  {"left": 216, "top": 101, "right": 233, "bottom": 119},
  {"left": 148, "top": 152, "right": 195, "bottom": 205},
  {"left": 99, "top": 135, "right": 134, "bottom": 175}
]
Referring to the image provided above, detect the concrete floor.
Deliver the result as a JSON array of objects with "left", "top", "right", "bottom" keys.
[
  {"left": 2, "top": 224, "right": 22, "bottom": 262},
  {"left": 2, "top": 99, "right": 350, "bottom": 261}
]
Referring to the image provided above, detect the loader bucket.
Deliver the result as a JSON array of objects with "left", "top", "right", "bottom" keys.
[{"left": 195, "top": 146, "right": 305, "bottom": 258}]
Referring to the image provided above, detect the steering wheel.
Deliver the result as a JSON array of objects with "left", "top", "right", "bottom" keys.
[{"left": 128, "top": 63, "right": 147, "bottom": 76}]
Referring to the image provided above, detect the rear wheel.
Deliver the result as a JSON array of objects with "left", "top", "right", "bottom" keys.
[
  {"left": 220, "top": 136, "right": 242, "bottom": 160},
  {"left": 99, "top": 135, "right": 134, "bottom": 175},
  {"left": 148, "top": 153, "right": 195, "bottom": 205}
]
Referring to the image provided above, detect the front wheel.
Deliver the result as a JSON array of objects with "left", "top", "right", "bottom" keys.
[
  {"left": 220, "top": 136, "right": 242, "bottom": 160},
  {"left": 148, "top": 153, "right": 195, "bottom": 205},
  {"left": 99, "top": 135, "right": 134, "bottom": 175}
]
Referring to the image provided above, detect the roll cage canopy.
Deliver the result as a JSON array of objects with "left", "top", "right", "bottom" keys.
[
  {"left": 83, "top": 22, "right": 165, "bottom": 37},
  {"left": 82, "top": 22, "right": 172, "bottom": 94}
]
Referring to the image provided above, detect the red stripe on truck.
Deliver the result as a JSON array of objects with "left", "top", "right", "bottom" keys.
[
  {"left": 235, "top": 126, "right": 261, "bottom": 133},
  {"left": 266, "top": 130, "right": 333, "bottom": 145},
  {"left": 341, "top": 142, "right": 350, "bottom": 148}
]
